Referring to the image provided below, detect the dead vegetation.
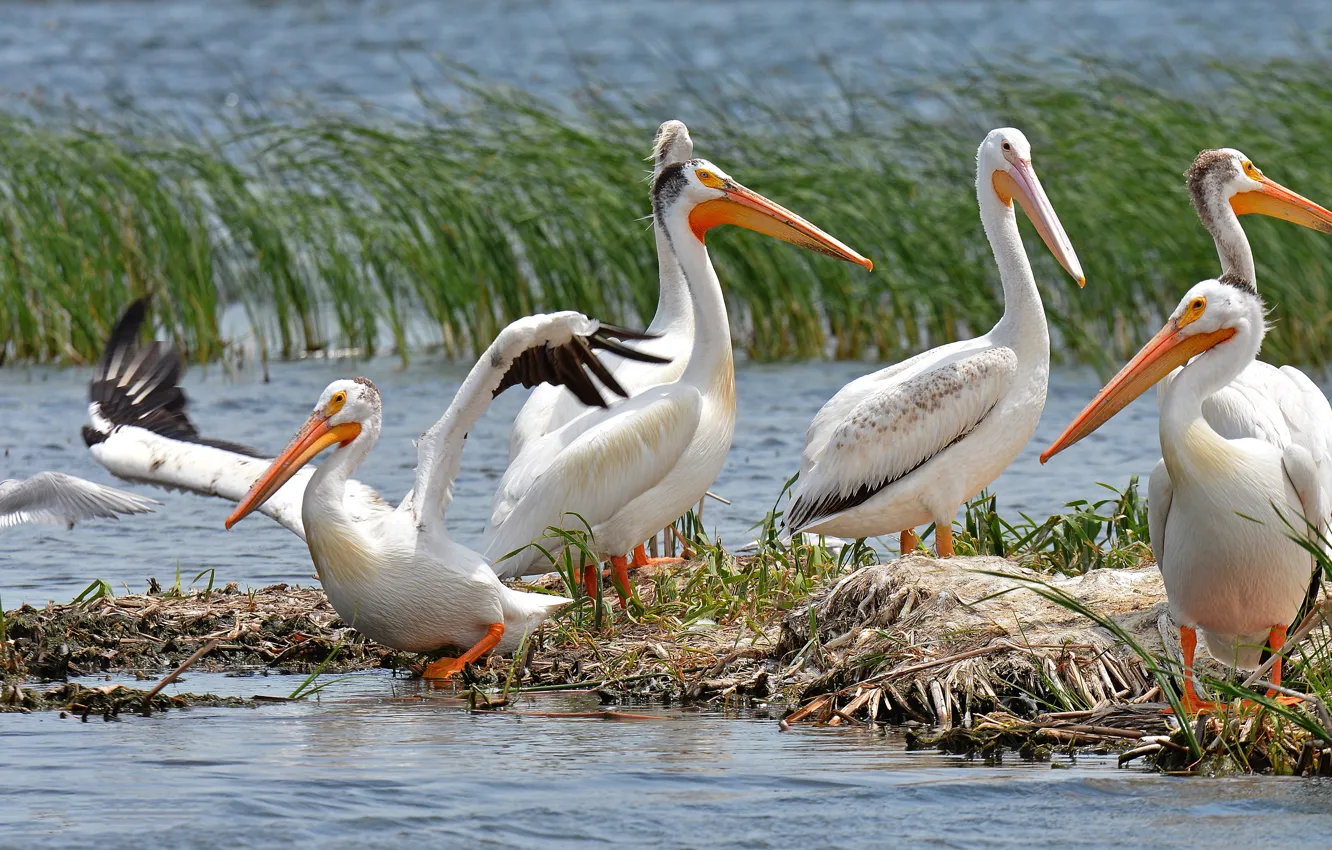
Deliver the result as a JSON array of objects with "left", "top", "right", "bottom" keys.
[{"left": 5, "top": 549, "right": 1332, "bottom": 778}]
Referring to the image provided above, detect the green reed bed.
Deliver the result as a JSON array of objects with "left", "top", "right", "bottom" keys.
[{"left": 6, "top": 59, "right": 1332, "bottom": 367}]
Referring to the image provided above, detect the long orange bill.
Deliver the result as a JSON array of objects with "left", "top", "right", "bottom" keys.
[
  {"left": 1040, "top": 321, "right": 1236, "bottom": 463},
  {"left": 1231, "top": 175, "right": 1332, "bottom": 233},
  {"left": 687, "top": 182, "right": 873, "bottom": 270},
  {"left": 993, "top": 159, "right": 1085, "bottom": 286},
  {"left": 224, "top": 411, "right": 361, "bottom": 529}
]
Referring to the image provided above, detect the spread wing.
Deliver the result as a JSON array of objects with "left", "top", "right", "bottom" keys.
[
  {"left": 483, "top": 386, "right": 701, "bottom": 578},
  {"left": 0, "top": 473, "right": 158, "bottom": 529},
  {"left": 409, "top": 312, "right": 668, "bottom": 524},
  {"left": 787, "top": 346, "right": 1018, "bottom": 532},
  {"left": 83, "top": 297, "right": 387, "bottom": 538}
]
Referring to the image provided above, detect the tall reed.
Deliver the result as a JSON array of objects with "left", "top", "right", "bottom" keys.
[{"left": 5, "top": 59, "right": 1332, "bottom": 369}]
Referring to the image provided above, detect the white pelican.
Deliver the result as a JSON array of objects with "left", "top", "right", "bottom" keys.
[
  {"left": 1042, "top": 279, "right": 1323, "bottom": 713},
  {"left": 506, "top": 119, "right": 696, "bottom": 571},
  {"left": 1152, "top": 150, "right": 1332, "bottom": 542},
  {"left": 0, "top": 472, "right": 156, "bottom": 529},
  {"left": 85, "top": 298, "right": 666, "bottom": 678},
  {"left": 484, "top": 156, "right": 873, "bottom": 603},
  {"left": 509, "top": 120, "right": 694, "bottom": 462},
  {"left": 785, "top": 128, "right": 1083, "bottom": 556}
]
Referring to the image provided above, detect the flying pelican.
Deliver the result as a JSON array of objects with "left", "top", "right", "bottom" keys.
[
  {"left": 506, "top": 119, "right": 695, "bottom": 570},
  {"left": 1, "top": 472, "right": 156, "bottom": 529},
  {"left": 484, "top": 156, "right": 873, "bottom": 604},
  {"left": 85, "top": 298, "right": 666, "bottom": 678},
  {"left": 785, "top": 128, "right": 1083, "bottom": 556},
  {"left": 1152, "top": 150, "right": 1332, "bottom": 543},
  {"left": 1042, "top": 278, "right": 1323, "bottom": 713}
]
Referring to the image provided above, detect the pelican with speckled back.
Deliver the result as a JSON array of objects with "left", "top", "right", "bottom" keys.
[{"left": 785, "top": 128, "right": 1083, "bottom": 556}]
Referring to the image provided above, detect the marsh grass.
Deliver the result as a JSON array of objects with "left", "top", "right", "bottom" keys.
[
  {"left": 951, "top": 477, "right": 1153, "bottom": 573},
  {"left": 8, "top": 58, "right": 1332, "bottom": 367}
]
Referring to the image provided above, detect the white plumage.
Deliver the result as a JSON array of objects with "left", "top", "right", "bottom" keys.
[
  {"left": 1045, "top": 279, "right": 1324, "bottom": 711},
  {"left": 484, "top": 155, "right": 872, "bottom": 602},
  {"left": 787, "top": 128, "right": 1084, "bottom": 555},
  {"left": 85, "top": 299, "right": 660, "bottom": 675},
  {"left": 508, "top": 119, "right": 695, "bottom": 463},
  {"left": 0, "top": 472, "right": 157, "bottom": 529}
]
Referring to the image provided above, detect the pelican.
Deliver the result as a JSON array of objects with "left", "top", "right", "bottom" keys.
[
  {"left": 1, "top": 472, "right": 156, "bottom": 529},
  {"left": 484, "top": 156, "right": 873, "bottom": 604},
  {"left": 506, "top": 119, "right": 695, "bottom": 570},
  {"left": 1042, "top": 279, "right": 1323, "bottom": 713},
  {"left": 509, "top": 120, "right": 694, "bottom": 461},
  {"left": 85, "top": 298, "right": 666, "bottom": 678},
  {"left": 785, "top": 128, "right": 1083, "bottom": 556},
  {"left": 1153, "top": 150, "right": 1332, "bottom": 541}
]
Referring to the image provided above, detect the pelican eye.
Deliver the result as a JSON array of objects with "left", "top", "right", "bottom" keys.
[
  {"left": 1242, "top": 160, "right": 1261, "bottom": 178},
  {"left": 1001, "top": 140, "right": 1012, "bottom": 151},
  {"left": 1180, "top": 296, "right": 1207, "bottom": 326},
  {"left": 326, "top": 391, "right": 347, "bottom": 415}
]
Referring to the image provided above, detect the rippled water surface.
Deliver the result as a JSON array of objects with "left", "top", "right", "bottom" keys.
[
  {"left": 3, "top": 673, "right": 1331, "bottom": 849},
  {"left": 0, "top": 359, "right": 1171, "bottom": 603},
  {"left": 7, "top": 2, "right": 1332, "bottom": 845}
]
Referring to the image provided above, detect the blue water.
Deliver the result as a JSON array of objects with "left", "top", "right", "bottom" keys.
[
  {"left": 3, "top": 673, "right": 1331, "bottom": 849},
  {"left": 5, "top": 2, "right": 1332, "bottom": 846}
]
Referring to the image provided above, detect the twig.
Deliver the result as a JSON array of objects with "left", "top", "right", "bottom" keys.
[
  {"left": 845, "top": 644, "right": 1006, "bottom": 691},
  {"left": 140, "top": 638, "right": 221, "bottom": 715}
]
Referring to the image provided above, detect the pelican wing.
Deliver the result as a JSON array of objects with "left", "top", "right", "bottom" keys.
[
  {"left": 409, "top": 312, "right": 668, "bottom": 523},
  {"left": 0, "top": 473, "right": 157, "bottom": 529},
  {"left": 1193, "top": 361, "right": 1332, "bottom": 512},
  {"left": 83, "top": 298, "right": 386, "bottom": 539},
  {"left": 483, "top": 387, "right": 702, "bottom": 578},
  {"left": 1147, "top": 458, "right": 1171, "bottom": 570},
  {"left": 787, "top": 346, "right": 1017, "bottom": 532}
]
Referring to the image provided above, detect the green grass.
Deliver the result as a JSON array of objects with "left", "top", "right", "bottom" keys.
[{"left": 6, "top": 58, "right": 1332, "bottom": 368}]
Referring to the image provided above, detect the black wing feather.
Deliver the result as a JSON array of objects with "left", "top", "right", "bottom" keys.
[
  {"left": 81, "top": 296, "right": 267, "bottom": 458},
  {"left": 492, "top": 323, "right": 670, "bottom": 407}
]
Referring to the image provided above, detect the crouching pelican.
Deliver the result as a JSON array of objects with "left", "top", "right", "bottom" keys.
[
  {"left": 1042, "top": 279, "right": 1325, "bottom": 713},
  {"left": 786, "top": 128, "right": 1083, "bottom": 556},
  {"left": 85, "top": 298, "right": 666, "bottom": 678}
]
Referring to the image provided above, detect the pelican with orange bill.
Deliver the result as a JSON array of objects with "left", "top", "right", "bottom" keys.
[
  {"left": 484, "top": 154, "right": 873, "bottom": 606},
  {"left": 784, "top": 128, "right": 1084, "bottom": 557},
  {"left": 1042, "top": 278, "right": 1326, "bottom": 714}
]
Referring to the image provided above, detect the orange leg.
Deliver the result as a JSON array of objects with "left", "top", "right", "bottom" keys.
[
  {"left": 900, "top": 529, "right": 918, "bottom": 556},
  {"left": 632, "top": 543, "right": 684, "bottom": 570},
  {"left": 422, "top": 623, "right": 506, "bottom": 680},
  {"left": 581, "top": 562, "right": 599, "bottom": 599},
  {"left": 1262, "top": 625, "right": 1303, "bottom": 706},
  {"left": 1267, "top": 625, "right": 1287, "bottom": 690},
  {"left": 935, "top": 524, "right": 954, "bottom": 558},
  {"left": 611, "top": 554, "right": 634, "bottom": 609},
  {"left": 1177, "top": 625, "right": 1218, "bottom": 714}
]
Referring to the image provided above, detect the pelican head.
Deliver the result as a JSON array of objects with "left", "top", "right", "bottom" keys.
[
  {"left": 979, "top": 127, "right": 1084, "bottom": 286},
  {"left": 1040, "top": 279, "right": 1262, "bottom": 463},
  {"left": 1187, "top": 148, "right": 1332, "bottom": 233},
  {"left": 652, "top": 120, "right": 694, "bottom": 170},
  {"left": 652, "top": 157, "right": 873, "bottom": 270},
  {"left": 225, "top": 378, "right": 380, "bottom": 529}
]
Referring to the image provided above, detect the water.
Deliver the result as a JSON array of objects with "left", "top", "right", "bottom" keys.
[
  {"left": 6, "top": 1, "right": 1332, "bottom": 843},
  {"left": 0, "top": 359, "right": 1162, "bottom": 604},
  {"left": 0, "top": 672, "right": 1329, "bottom": 849},
  {"left": 1, "top": 0, "right": 1331, "bottom": 120}
]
